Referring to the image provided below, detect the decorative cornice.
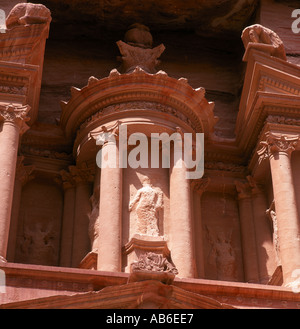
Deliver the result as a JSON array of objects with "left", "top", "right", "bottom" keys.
[{"left": 60, "top": 67, "right": 217, "bottom": 141}]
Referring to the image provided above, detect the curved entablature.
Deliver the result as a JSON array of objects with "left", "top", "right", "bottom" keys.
[{"left": 60, "top": 67, "right": 217, "bottom": 142}]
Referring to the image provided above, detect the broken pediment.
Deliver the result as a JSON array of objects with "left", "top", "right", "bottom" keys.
[{"left": 0, "top": 280, "right": 235, "bottom": 309}]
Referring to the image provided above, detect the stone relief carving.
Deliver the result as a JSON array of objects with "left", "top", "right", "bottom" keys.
[
  {"left": 117, "top": 23, "right": 165, "bottom": 73},
  {"left": 88, "top": 190, "right": 100, "bottom": 253},
  {"left": 20, "top": 222, "right": 56, "bottom": 265},
  {"left": 131, "top": 252, "right": 178, "bottom": 275},
  {"left": 205, "top": 226, "right": 237, "bottom": 281},
  {"left": 6, "top": 3, "right": 51, "bottom": 29},
  {"left": 241, "top": 24, "right": 286, "bottom": 60},
  {"left": 266, "top": 202, "right": 281, "bottom": 266},
  {"left": 129, "top": 177, "right": 163, "bottom": 237}
]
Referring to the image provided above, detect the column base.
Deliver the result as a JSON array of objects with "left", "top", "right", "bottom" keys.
[{"left": 124, "top": 234, "right": 178, "bottom": 284}]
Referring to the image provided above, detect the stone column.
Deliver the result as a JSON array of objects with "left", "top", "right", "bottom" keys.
[
  {"left": 0, "top": 105, "right": 29, "bottom": 263},
  {"left": 169, "top": 139, "right": 195, "bottom": 278},
  {"left": 69, "top": 165, "right": 93, "bottom": 268},
  {"left": 235, "top": 180, "right": 260, "bottom": 283},
  {"left": 97, "top": 132, "right": 123, "bottom": 272},
  {"left": 247, "top": 176, "right": 277, "bottom": 284},
  {"left": 192, "top": 177, "right": 210, "bottom": 278},
  {"left": 7, "top": 156, "right": 34, "bottom": 262},
  {"left": 258, "top": 132, "right": 300, "bottom": 285},
  {"left": 59, "top": 169, "right": 76, "bottom": 267}
]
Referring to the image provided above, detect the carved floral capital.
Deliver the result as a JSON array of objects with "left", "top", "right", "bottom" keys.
[
  {"left": 69, "top": 164, "right": 94, "bottom": 185},
  {"left": 0, "top": 104, "right": 30, "bottom": 131},
  {"left": 258, "top": 132, "right": 299, "bottom": 162}
]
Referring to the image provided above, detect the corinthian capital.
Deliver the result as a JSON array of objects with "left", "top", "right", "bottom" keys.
[
  {"left": 0, "top": 104, "right": 30, "bottom": 131},
  {"left": 258, "top": 132, "right": 299, "bottom": 162},
  {"left": 191, "top": 177, "right": 211, "bottom": 195}
]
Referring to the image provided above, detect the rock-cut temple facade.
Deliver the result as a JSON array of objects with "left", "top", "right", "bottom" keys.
[{"left": 0, "top": 0, "right": 300, "bottom": 309}]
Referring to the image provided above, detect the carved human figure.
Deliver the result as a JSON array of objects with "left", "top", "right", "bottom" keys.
[
  {"left": 266, "top": 206, "right": 281, "bottom": 266},
  {"left": 6, "top": 3, "right": 51, "bottom": 29},
  {"left": 88, "top": 192, "right": 100, "bottom": 252},
  {"left": 241, "top": 24, "right": 286, "bottom": 60},
  {"left": 206, "top": 226, "right": 237, "bottom": 281},
  {"left": 129, "top": 177, "right": 163, "bottom": 237}
]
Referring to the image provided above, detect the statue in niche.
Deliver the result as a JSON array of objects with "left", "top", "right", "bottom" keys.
[
  {"left": 88, "top": 190, "right": 100, "bottom": 253},
  {"left": 205, "top": 226, "right": 237, "bottom": 281},
  {"left": 129, "top": 177, "right": 163, "bottom": 237}
]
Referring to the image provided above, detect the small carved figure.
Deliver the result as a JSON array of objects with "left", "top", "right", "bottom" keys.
[
  {"left": 129, "top": 177, "right": 163, "bottom": 237},
  {"left": 206, "top": 226, "right": 237, "bottom": 281},
  {"left": 88, "top": 191, "right": 100, "bottom": 252},
  {"left": 266, "top": 204, "right": 281, "bottom": 266},
  {"left": 241, "top": 24, "right": 286, "bottom": 60},
  {"left": 6, "top": 3, "right": 51, "bottom": 29}
]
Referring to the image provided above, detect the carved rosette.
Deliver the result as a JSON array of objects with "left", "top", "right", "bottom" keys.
[
  {"left": 0, "top": 104, "right": 30, "bottom": 133},
  {"left": 258, "top": 132, "right": 299, "bottom": 162}
]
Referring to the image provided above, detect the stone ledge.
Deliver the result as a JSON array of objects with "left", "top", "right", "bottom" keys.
[{"left": 0, "top": 262, "right": 299, "bottom": 309}]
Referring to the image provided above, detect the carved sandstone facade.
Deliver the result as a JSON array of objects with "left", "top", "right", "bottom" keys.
[{"left": 0, "top": 1, "right": 300, "bottom": 309}]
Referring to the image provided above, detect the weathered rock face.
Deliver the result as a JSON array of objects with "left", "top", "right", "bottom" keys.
[{"left": 34, "top": 0, "right": 259, "bottom": 38}]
